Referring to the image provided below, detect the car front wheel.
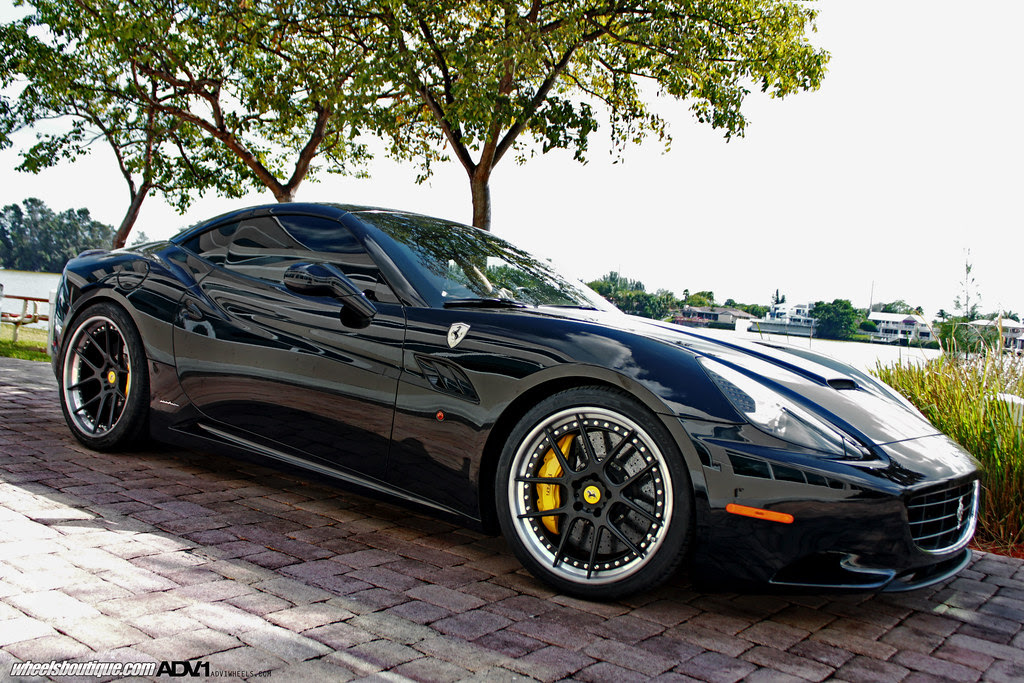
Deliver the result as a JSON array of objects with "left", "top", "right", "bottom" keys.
[
  {"left": 59, "top": 303, "right": 149, "bottom": 450},
  {"left": 496, "top": 387, "right": 692, "bottom": 599}
]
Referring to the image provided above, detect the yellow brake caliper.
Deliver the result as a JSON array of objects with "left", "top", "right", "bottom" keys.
[{"left": 536, "top": 435, "right": 574, "bottom": 535}]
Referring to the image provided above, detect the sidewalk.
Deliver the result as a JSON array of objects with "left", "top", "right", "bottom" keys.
[{"left": 1, "top": 356, "right": 1022, "bottom": 682}]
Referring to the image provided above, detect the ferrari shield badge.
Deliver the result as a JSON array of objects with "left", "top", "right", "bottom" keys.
[{"left": 447, "top": 323, "right": 471, "bottom": 348}]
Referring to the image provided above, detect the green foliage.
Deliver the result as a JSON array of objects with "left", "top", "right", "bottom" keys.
[
  {"left": 588, "top": 271, "right": 646, "bottom": 296},
  {"left": 685, "top": 290, "right": 716, "bottom": 308},
  {"left": 372, "top": 0, "right": 829, "bottom": 227},
  {"left": 810, "top": 299, "right": 857, "bottom": 340},
  {"left": 0, "top": 198, "right": 114, "bottom": 272},
  {"left": 875, "top": 300, "right": 922, "bottom": 315},
  {"left": 2, "top": 0, "right": 393, "bottom": 244},
  {"left": 875, "top": 355, "right": 1024, "bottom": 550},
  {"left": 588, "top": 272, "right": 677, "bottom": 320},
  {"left": 859, "top": 319, "right": 878, "bottom": 333}
]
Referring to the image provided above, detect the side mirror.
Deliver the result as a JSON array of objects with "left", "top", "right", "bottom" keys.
[{"left": 284, "top": 262, "right": 377, "bottom": 324}]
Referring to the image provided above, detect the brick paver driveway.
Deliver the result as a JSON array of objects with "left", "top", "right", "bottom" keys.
[{"left": 1, "top": 356, "right": 1022, "bottom": 682}]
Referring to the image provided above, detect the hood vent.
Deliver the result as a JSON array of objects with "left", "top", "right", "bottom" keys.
[{"left": 827, "top": 379, "right": 858, "bottom": 391}]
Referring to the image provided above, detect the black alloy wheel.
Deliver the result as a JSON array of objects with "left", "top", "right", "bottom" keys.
[
  {"left": 497, "top": 386, "right": 692, "bottom": 598},
  {"left": 59, "top": 303, "right": 149, "bottom": 450}
]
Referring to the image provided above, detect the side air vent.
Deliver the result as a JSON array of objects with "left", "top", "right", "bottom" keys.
[
  {"left": 415, "top": 355, "right": 479, "bottom": 403},
  {"left": 728, "top": 453, "right": 847, "bottom": 490}
]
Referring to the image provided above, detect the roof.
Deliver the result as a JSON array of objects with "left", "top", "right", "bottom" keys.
[
  {"left": 868, "top": 311, "right": 928, "bottom": 325},
  {"left": 973, "top": 319, "right": 1024, "bottom": 329}
]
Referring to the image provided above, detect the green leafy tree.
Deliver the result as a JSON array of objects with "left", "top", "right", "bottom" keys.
[
  {"left": 684, "top": 290, "right": 715, "bottom": 307},
  {"left": 810, "top": 299, "right": 857, "bottom": 340},
  {"left": 372, "top": 0, "right": 829, "bottom": 229},
  {"left": 2, "top": 20, "right": 233, "bottom": 248},
  {"left": 771, "top": 289, "right": 787, "bottom": 306},
  {"left": 0, "top": 198, "right": 115, "bottom": 273},
  {"left": 2, "top": 0, "right": 397, "bottom": 245},
  {"left": 588, "top": 271, "right": 646, "bottom": 297}
]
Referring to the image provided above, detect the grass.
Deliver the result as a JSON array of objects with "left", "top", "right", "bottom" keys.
[
  {"left": 0, "top": 323, "right": 50, "bottom": 362},
  {"left": 875, "top": 352, "right": 1024, "bottom": 553}
]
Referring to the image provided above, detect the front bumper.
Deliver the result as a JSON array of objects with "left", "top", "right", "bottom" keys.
[{"left": 683, "top": 419, "right": 980, "bottom": 591}]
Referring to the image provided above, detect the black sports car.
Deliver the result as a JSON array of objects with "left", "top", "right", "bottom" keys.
[{"left": 50, "top": 202, "right": 979, "bottom": 598}]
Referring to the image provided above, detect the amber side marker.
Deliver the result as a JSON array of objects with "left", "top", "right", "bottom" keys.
[{"left": 726, "top": 503, "right": 794, "bottom": 524}]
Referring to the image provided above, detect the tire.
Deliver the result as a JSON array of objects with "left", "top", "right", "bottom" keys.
[
  {"left": 59, "top": 302, "right": 149, "bottom": 450},
  {"left": 496, "top": 386, "right": 692, "bottom": 599}
]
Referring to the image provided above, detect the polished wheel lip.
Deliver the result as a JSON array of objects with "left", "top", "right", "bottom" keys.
[
  {"left": 62, "top": 314, "right": 132, "bottom": 437},
  {"left": 509, "top": 406, "right": 674, "bottom": 585}
]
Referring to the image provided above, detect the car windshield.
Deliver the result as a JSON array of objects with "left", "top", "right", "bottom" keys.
[{"left": 353, "top": 210, "right": 614, "bottom": 311}]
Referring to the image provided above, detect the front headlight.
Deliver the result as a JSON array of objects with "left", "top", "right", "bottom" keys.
[{"left": 698, "top": 357, "right": 871, "bottom": 459}]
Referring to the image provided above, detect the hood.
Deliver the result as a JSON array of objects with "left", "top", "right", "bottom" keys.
[{"left": 533, "top": 307, "right": 940, "bottom": 448}]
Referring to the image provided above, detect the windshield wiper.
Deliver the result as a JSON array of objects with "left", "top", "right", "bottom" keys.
[{"left": 443, "top": 297, "right": 528, "bottom": 309}]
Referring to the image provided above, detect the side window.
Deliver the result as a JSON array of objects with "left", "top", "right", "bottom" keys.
[
  {"left": 181, "top": 222, "right": 239, "bottom": 264},
  {"left": 279, "top": 216, "right": 399, "bottom": 304},
  {"left": 182, "top": 215, "right": 399, "bottom": 304}
]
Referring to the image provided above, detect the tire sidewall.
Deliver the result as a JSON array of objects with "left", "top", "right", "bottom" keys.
[
  {"left": 58, "top": 302, "right": 149, "bottom": 450},
  {"left": 496, "top": 386, "right": 692, "bottom": 599}
]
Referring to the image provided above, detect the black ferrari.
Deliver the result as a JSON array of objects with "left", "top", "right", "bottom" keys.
[{"left": 50, "top": 202, "right": 979, "bottom": 598}]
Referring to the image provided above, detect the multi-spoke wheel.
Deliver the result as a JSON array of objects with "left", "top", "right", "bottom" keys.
[
  {"left": 497, "top": 387, "right": 692, "bottom": 598},
  {"left": 59, "top": 303, "right": 149, "bottom": 450}
]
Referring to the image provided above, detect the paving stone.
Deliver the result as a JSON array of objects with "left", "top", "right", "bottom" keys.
[
  {"left": 664, "top": 623, "right": 753, "bottom": 658},
  {"left": 582, "top": 637, "right": 677, "bottom": 676},
  {"left": 347, "top": 611, "right": 436, "bottom": 645},
  {"left": 945, "top": 633, "right": 1024, "bottom": 664},
  {"left": 576, "top": 661, "right": 654, "bottom": 683},
  {"left": 343, "top": 638, "right": 422, "bottom": 670},
  {"left": 304, "top": 620, "right": 377, "bottom": 650},
  {"left": 590, "top": 613, "right": 667, "bottom": 644},
  {"left": 893, "top": 649, "right": 981, "bottom": 682},
  {"left": 742, "top": 645, "right": 834, "bottom": 682},
  {"left": 137, "top": 627, "right": 242, "bottom": 661},
  {"left": 264, "top": 602, "right": 354, "bottom": 631},
  {"left": 675, "top": 650, "right": 758, "bottom": 683},
  {"left": 6, "top": 589, "right": 101, "bottom": 621},
  {"left": 56, "top": 614, "right": 149, "bottom": 651},
  {"left": 129, "top": 610, "right": 206, "bottom": 638},
  {"left": 426, "top": 609, "right": 511, "bottom": 641},
  {"left": 833, "top": 654, "right": 911, "bottom": 682},
  {"left": 2, "top": 358, "right": 1024, "bottom": 683},
  {"left": 391, "top": 655, "right": 472, "bottom": 682},
  {"left": 4, "top": 633, "right": 94, "bottom": 662},
  {"left": 507, "top": 644, "right": 597, "bottom": 682}
]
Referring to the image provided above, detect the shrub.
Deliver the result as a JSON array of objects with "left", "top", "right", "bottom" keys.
[{"left": 875, "top": 354, "right": 1024, "bottom": 551}]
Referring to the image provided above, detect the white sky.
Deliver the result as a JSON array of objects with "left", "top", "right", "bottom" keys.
[{"left": 2, "top": 0, "right": 1022, "bottom": 319}]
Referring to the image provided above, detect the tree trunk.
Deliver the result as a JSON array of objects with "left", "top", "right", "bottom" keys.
[
  {"left": 112, "top": 185, "right": 151, "bottom": 249},
  {"left": 470, "top": 168, "right": 492, "bottom": 231}
]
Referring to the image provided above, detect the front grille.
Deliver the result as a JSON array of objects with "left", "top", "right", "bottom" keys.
[{"left": 906, "top": 478, "right": 978, "bottom": 553}]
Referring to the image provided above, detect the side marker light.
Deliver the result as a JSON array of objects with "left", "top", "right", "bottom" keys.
[{"left": 726, "top": 503, "right": 794, "bottom": 524}]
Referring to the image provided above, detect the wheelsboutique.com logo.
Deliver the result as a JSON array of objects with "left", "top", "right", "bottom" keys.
[{"left": 9, "top": 660, "right": 273, "bottom": 678}]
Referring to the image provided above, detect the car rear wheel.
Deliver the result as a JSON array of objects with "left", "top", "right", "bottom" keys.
[
  {"left": 59, "top": 303, "right": 149, "bottom": 450},
  {"left": 496, "top": 386, "right": 692, "bottom": 598}
]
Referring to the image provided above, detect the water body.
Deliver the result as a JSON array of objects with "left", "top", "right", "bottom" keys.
[{"left": 0, "top": 269, "right": 61, "bottom": 329}]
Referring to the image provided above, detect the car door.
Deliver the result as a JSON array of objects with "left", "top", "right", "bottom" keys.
[{"left": 172, "top": 212, "right": 405, "bottom": 480}]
